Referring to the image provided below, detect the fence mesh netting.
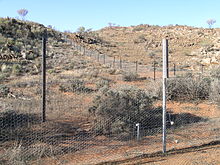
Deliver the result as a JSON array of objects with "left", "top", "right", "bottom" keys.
[{"left": 0, "top": 36, "right": 219, "bottom": 165}]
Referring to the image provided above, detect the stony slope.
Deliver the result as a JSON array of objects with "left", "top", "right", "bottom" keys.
[
  {"left": 70, "top": 24, "right": 220, "bottom": 71},
  {"left": 0, "top": 17, "right": 64, "bottom": 61},
  {"left": 0, "top": 17, "right": 66, "bottom": 77}
]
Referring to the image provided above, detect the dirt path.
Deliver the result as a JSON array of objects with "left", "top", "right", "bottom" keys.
[{"left": 118, "top": 143, "right": 220, "bottom": 165}]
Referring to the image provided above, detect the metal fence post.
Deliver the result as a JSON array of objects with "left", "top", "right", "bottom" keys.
[
  {"left": 201, "top": 64, "right": 204, "bottom": 74},
  {"left": 120, "top": 57, "right": 122, "bottom": 69},
  {"left": 153, "top": 61, "right": 156, "bottom": 81},
  {"left": 135, "top": 61, "right": 138, "bottom": 73},
  {"left": 136, "top": 123, "right": 140, "bottom": 141},
  {"left": 173, "top": 63, "right": 176, "bottom": 76},
  {"left": 83, "top": 47, "right": 85, "bottom": 55},
  {"left": 42, "top": 35, "right": 47, "bottom": 122},
  {"left": 97, "top": 53, "right": 100, "bottom": 62},
  {"left": 162, "top": 39, "right": 168, "bottom": 153}
]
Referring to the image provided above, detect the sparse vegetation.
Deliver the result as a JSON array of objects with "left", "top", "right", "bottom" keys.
[
  {"left": 59, "top": 78, "right": 93, "bottom": 93},
  {"left": 133, "top": 35, "right": 147, "bottom": 44},
  {"left": 132, "top": 25, "right": 146, "bottom": 32},
  {"left": 1, "top": 16, "right": 220, "bottom": 165}
]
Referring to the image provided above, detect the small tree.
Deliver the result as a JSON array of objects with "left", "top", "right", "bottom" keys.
[
  {"left": 206, "top": 19, "right": 216, "bottom": 28},
  {"left": 76, "top": 26, "right": 86, "bottom": 34},
  {"left": 17, "top": 9, "right": 28, "bottom": 20},
  {"left": 76, "top": 26, "right": 92, "bottom": 34}
]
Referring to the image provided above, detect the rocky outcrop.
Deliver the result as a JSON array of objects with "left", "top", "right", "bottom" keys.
[
  {"left": 188, "top": 37, "right": 220, "bottom": 67},
  {"left": 0, "top": 17, "right": 64, "bottom": 61}
]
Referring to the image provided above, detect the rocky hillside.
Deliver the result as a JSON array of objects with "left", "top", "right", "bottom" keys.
[
  {"left": 0, "top": 17, "right": 68, "bottom": 78},
  {"left": 0, "top": 17, "right": 64, "bottom": 61},
  {"left": 1, "top": 18, "right": 220, "bottom": 74},
  {"left": 70, "top": 24, "right": 220, "bottom": 71}
]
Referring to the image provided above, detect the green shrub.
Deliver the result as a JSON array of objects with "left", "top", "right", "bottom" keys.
[
  {"left": 166, "top": 77, "right": 211, "bottom": 101},
  {"left": 89, "top": 85, "right": 155, "bottom": 135},
  {"left": 83, "top": 69, "right": 99, "bottom": 79},
  {"left": 106, "top": 68, "right": 117, "bottom": 75},
  {"left": 59, "top": 79, "right": 92, "bottom": 93},
  {"left": 1, "top": 64, "right": 12, "bottom": 74},
  {"left": 95, "top": 79, "right": 110, "bottom": 89},
  {"left": 133, "top": 35, "right": 147, "bottom": 44},
  {"left": 122, "top": 72, "right": 139, "bottom": 81},
  {"left": 12, "top": 64, "right": 22, "bottom": 76},
  {"left": 69, "top": 79, "right": 86, "bottom": 92},
  {"left": 0, "top": 85, "right": 10, "bottom": 97},
  {"left": 0, "top": 73, "right": 9, "bottom": 82},
  {"left": 132, "top": 26, "right": 146, "bottom": 32}
]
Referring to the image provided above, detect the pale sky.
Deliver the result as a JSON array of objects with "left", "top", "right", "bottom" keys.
[{"left": 0, "top": 0, "right": 219, "bottom": 31}]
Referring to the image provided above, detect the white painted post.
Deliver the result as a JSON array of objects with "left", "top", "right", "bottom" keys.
[
  {"left": 136, "top": 123, "right": 140, "bottom": 141},
  {"left": 162, "top": 39, "right": 168, "bottom": 153}
]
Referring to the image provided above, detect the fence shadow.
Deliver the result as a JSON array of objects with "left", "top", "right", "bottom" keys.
[{"left": 0, "top": 107, "right": 208, "bottom": 163}]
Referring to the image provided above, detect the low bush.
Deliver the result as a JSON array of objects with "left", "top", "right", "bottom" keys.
[
  {"left": 122, "top": 72, "right": 139, "bottom": 81},
  {"left": 95, "top": 79, "right": 110, "bottom": 89},
  {"left": 59, "top": 79, "right": 92, "bottom": 93},
  {"left": 132, "top": 26, "right": 146, "bottom": 32},
  {"left": 1, "top": 64, "right": 12, "bottom": 74},
  {"left": 0, "top": 85, "right": 10, "bottom": 97},
  {"left": 0, "top": 73, "right": 9, "bottom": 82},
  {"left": 89, "top": 85, "right": 157, "bottom": 135},
  {"left": 166, "top": 77, "right": 211, "bottom": 101},
  {"left": 133, "top": 35, "right": 147, "bottom": 44},
  {"left": 12, "top": 64, "right": 22, "bottom": 76}
]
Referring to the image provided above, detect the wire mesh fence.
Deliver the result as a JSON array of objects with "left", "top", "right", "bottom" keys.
[{"left": 0, "top": 36, "right": 220, "bottom": 164}]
